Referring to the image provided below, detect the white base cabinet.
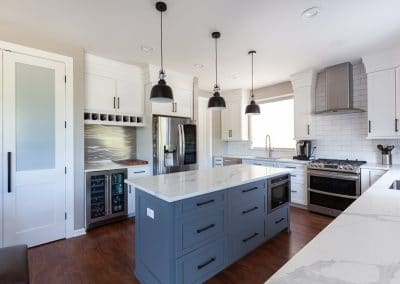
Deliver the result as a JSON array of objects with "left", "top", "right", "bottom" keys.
[
  {"left": 127, "top": 165, "right": 151, "bottom": 216},
  {"left": 361, "top": 168, "right": 387, "bottom": 193},
  {"left": 277, "top": 162, "right": 308, "bottom": 206}
]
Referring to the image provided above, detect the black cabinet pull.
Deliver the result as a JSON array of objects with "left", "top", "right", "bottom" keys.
[
  {"left": 133, "top": 171, "right": 146, "bottom": 174},
  {"left": 242, "top": 232, "right": 259, "bottom": 243},
  {"left": 7, "top": 152, "right": 11, "bottom": 193},
  {"left": 242, "top": 187, "right": 258, "bottom": 193},
  {"left": 307, "top": 124, "right": 310, "bottom": 135},
  {"left": 242, "top": 206, "right": 258, "bottom": 215},
  {"left": 196, "top": 199, "right": 215, "bottom": 207},
  {"left": 197, "top": 257, "right": 216, "bottom": 270},
  {"left": 117, "top": 97, "right": 120, "bottom": 109},
  {"left": 291, "top": 190, "right": 297, "bottom": 193},
  {"left": 113, "top": 97, "right": 116, "bottom": 109},
  {"left": 368, "top": 120, "right": 371, "bottom": 133},
  {"left": 196, "top": 224, "right": 215, "bottom": 234},
  {"left": 286, "top": 166, "right": 296, "bottom": 169},
  {"left": 396, "top": 119, "right": 398, "bottom": 132},
  {"left": 275, "top": 217, "right": 285, "bottom": 224}
]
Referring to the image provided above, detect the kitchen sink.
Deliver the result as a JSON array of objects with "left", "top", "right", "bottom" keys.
[{"left": 389, "top": 180, "right": 400, "bottom": 190}]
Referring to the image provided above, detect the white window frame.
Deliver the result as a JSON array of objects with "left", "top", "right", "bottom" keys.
[{"left": 249, "top": 94, "right": 295, "bottom": 151}]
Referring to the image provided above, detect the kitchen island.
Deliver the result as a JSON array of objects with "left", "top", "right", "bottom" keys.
[
  {"left": 125, "top": 164, "right": 292, "bottom": 284},
  {"left": 267, "top": 165, "right": 400, "bottom": 284}
]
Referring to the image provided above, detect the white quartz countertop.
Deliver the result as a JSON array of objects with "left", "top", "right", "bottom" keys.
[
  {"left": 125, "top": 164, "right": 291, "bottom": 202},
  {"left": 266, "top": 166, "right": 400, "bottom": 284},
  {"left": 218, "top": 154, "right": 310, "bottom": 164},
  {"left": 85, "top": 161, "right": 149, "bottom": 172}
]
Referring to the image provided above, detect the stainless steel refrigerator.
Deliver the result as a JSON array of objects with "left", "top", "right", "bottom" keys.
[{"left": 153, "top": 115, "right": 197, "bottom": 175}]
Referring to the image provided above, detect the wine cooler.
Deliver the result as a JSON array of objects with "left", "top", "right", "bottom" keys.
[{"left": 86, "top": 169, "right": 128, "bottom": 229}]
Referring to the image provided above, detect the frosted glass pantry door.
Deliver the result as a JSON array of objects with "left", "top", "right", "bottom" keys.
[{"left": 3, "top": 51, "right": 66, "bottom": 247}]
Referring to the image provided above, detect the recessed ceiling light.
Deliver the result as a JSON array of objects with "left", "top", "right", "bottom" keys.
[
  {"left": 141, "top": 45, "right": 154, "bottom": 53},
  {"left": 194, "top": 63, "right": 204, "bottom": 69},
  {"left": 301, "top": 6, "right": 320, "bottom": 19}
]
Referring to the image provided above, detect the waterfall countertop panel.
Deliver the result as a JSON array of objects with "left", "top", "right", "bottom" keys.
[
  {"left": 85, "top": 160, "right": 149, "bottom": 172},
  {"left": 125, "top": 164, "right": 292, "bottom": 202},
  {"left": 266, "top": 165, "right": 400, "bottom": 284}
]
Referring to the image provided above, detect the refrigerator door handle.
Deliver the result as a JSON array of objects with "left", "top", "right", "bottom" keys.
[
  {"left": 181, "top": 125, "right": 186, "bottom": 166},
  {"left": 178, "top": 124, "right": 183, "bottom": 166}
]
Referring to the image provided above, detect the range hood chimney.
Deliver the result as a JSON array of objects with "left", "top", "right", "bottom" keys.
[{"left": 315, "top": 62, "right": 365, "bottom": 114}]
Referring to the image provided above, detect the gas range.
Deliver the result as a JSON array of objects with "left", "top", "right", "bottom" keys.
[{"left": 308, "top": 158, "right": 366, "bottom": 174}]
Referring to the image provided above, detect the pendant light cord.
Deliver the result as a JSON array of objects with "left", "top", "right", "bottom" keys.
[
  {"left": 215, "top": 37, "right": 218, "bottom": 88},
  {"left": 251, "top": 52, "right": 254, "bottom": 99},
  {"left": 160, "top": 11, "right": 164, "bottom": 74}
]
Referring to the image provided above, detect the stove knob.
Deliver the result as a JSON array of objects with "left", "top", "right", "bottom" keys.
[{"left": 345, "top": 165, "right": 354, "bottom": 171}]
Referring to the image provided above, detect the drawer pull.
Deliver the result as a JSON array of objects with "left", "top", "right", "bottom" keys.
[
  {"left": 242, "top": 206, "right": 259, "bottom": 215},
  {"left": 290, "top": 174, "right": 296, "bottom": 177},
  {"left": 242, "top": 232, "right": 259, "bottom": 243},
  {"left": 242, "top": 187, "right": 258, "bottom": 193},
  {"left": 254, "top": 163, "right": 262, "bottom": 166},
  {"left": 275, "top": 217, "right": 285, "bottom": 224},
  {"left": 197, "top": 257, "right": 216, "bottom": 270},
  {"left": 291, "top": 190, "right": 297, "bottom": 193},
  {"left": 196, "top": 199, "right": 215, "bottom": 207},
  {"left": 196, "top": 224, "right": 215, "bottom": 234},
  {"left": 133, "top": 170, "right": 146, "bottom": 174},
  {"left": 286, "top": 166, "right": 297, "bottom": 169}
]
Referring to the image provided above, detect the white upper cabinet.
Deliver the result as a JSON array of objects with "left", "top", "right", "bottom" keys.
[
  {"left": 367, "top": 69, "right": 396, "bottom": 138},
  {"left": 363, "top": 48, "right": 400, "bottom": 138},
  {"left": 220, "top": 89, "right": 249, "bottom": 141},
  {"left": 146, "top": 65, "right": 194, "bottom": 119},
  {"left": 85, "top": 54, "right": 144, "bottom": 116},
  {"left": 291, "top": 70, "right": 316, "bottom": 140}
]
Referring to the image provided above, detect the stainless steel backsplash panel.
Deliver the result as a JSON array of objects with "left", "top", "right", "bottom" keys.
[{"left": 85, "top": 125, "right": 136, "bottom": 162}]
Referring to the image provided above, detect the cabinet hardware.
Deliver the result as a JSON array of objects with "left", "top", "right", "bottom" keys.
[
  {"left": 242, "top": 206, "right": 258, "bottom": 215},
  {"left": 133, "top": 171, "right": 146, "bottom": 174},
  {"left": 286, "top": 166, "right": 296, "bottom": 169},
  {"left": 396, "top": 119, "right": 399, "bottom": 132},
  {"left": 117, "top": 97, "right": 120, "bottom": 109},
  {"left": 174, "top": 102, "right": 177, "bottom": 113},
  {"left": 368, "top": 120, "right": 371, "bottom": 133},
  {"left": 291, "top": 190, "right": 297, "bottom": 193},
  {"left": 290, "top": 174, "right": 296, "bottom": 177},
  {"left": 196, "top": 199, "right": 215, "bottom": 207},
  {"left": 197, "top": 257, "right": 216, "bottom": 270},
  {"left": 65, "top": 212, "right": 67, "bottom": 220},
  {"left": 229, "top": 129, "right": 232, "bottom": 137},
  {"left": 113, "top": 97, "right": 116, "bottom": 109},
  {"left": 7, "top": 152, "right": 11, "bottom": 193},
  {"left": 254, "top": 163, "right": 262, "bottom": 166},
  {"left": 242, "top": 187, "right": 258, "bottom": 193},
  {"left": 307, "top": 124, "right": 310, "bottom": 135},
  {"left": 275, "top": 217, "right": 285, "bottom": 224},
  {"left": 196, "top": 224, "right": 215, "bottom": 234},
  {"left": 242, "top": 232, "right": 259, "bottom": 243},
  {"left": 129, "top": 186, "right": 131, "bottom": 194}
]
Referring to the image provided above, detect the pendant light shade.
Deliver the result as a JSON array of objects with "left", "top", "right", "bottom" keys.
[
  {"left": 245, "top": 50, "right": 260, "bottom": 115},
  {"left": 150, "top": 2, "right": 173, "bottom": 103},
  {"left": 208, "top": 32, "right": 226, "bottom": 110}
]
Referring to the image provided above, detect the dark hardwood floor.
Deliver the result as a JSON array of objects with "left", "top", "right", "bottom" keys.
[{"left": 28, "top": 207, "right": 333, "bottom": 284}]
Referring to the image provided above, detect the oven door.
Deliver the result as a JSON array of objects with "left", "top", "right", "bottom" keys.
[{"left": 268, "top": 176, "right": 290, "bottom": 213}]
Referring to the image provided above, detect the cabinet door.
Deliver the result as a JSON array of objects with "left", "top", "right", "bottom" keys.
[
  {"left": 369, "top": 169, "right": 386, "bottom": 185},
  {"left": 174, "top": 87, "right": 193, "bottom": 118},
  {"left": 294, "top": 86, "right": 311, "bottom": 140},
  {"left": 221, "top": 106, "right": 231, "bottom": 140},
  {"left": 117, "top": 78, "right": 144, "bottom": 115},
  {"left": 221, "top": 96, "right": 242, "bottom": 141},
  {"left": 85, "top": 73, "right": 116, "bottom": 112},
  {"left": 396, "top": 67, "right": 400, "bottom": 135},
  {"left": 367, "top": 69, "right": 396, "bottom": 138}
]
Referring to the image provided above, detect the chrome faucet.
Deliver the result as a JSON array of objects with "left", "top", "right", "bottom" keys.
[{"left": 265, "top": 134, "right": 272, "bottom": 158}]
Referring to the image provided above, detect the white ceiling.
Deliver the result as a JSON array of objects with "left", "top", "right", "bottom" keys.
[{"left": 1, "top": 0, "right": 400, "bottom": 90}]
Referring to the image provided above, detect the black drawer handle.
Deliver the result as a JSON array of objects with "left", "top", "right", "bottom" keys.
[
  {"left": 133, "top": 170, "right": 146, "bottom": 174},
  {"left": 7, "top": 152, "right": 11, "bottom": 193},
  {"left": 275, "top": 217, "right": 285, "bottom": 224},
  {"left": 286, "top": 166, "right": 297, "bottom": 169},
  {"left": 242, "top": 187, "right": 258, "bottom": 193},
  {"left": 196, "top": 199, "right": 215, "bottom": 207},
  {"left": 196, "top": 224, "right": 215, "bottom": 234},
  {"left": 242, "top": 232, "right": 259, "bottom": 243},
  {"left": 290, "top": 174, "right": 296, "bottom": 177},
  {"left": 242, "top": 206, "right": 258, "bottom": 215},
  {"left": 197, "top": 257, "right": 216, "bottom": 270},
  {"left": 291, "top": 190, "right": 297, "bottom": 193}
]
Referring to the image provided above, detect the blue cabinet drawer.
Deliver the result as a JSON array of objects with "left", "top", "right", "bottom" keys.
[
  {"left": 176, "top": 208, "right": 225, "bottom": 256},
  {"left": 230, "top": 219, "right": 265, "bottom": 262},
  {"left": 176, "top": 191, "right": 225, "bottom": 216},
  {"left": 176, "top": 237, "right": 226, "bottom": 284},
  {"left": 229, "top": 181, "right": 265, "bottom": 207},
  {"left": 231, "top": 198, "right": 264, "bottom": 232},
  {"left": 267, "top": 206, "right": 289, "bottom": 238}
]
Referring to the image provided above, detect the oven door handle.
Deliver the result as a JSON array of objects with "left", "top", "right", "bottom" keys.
[
  {"left": 308, "top": 170, "right": 360, "bottom": 181},
  {"left": 308, "top": 188, "right": 358, "bottom": 199},
  {"left": 270, "top": 179, "right": 290, "bottom": 188}
]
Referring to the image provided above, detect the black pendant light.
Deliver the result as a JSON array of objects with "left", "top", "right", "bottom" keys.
[
  {"left": 245, "top": 50, "right": 260, "bottom": 115},
  {"left": 150, "top": 2, "right": 173, "bottom": 103},
  {"left": 208, "top": 32, "right": 226, "bottom": 110}
]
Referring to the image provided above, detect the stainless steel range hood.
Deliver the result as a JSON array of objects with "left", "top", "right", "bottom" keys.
[{"left": 314, "top": 62, "right": 365, "bottom": 114}]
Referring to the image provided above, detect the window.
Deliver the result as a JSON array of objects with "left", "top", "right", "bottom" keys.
[{"left": 250, "top": 97, "right": 295, "bottom": 149}]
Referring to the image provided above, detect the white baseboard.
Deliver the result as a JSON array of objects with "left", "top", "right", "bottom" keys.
[{"left": 67, "top": 228, "right": 86, "bottom": 239}]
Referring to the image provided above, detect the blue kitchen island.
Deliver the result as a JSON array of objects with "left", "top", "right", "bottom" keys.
[{"left": 125, "top": 164, "right": 292, "bottom": 284}]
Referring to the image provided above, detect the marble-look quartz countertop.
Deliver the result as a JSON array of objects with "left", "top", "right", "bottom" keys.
[
  {"left": 85, "top": 160, "right": 149, "bottom": 172},
  {"left": 125, "top": 164, "right": 291, "bottom": 202},
  {"left": 218, "top": 154, "right": 310, "bottom": 165},
  {"left": 266, "top": 166, "right": 400, "bottom": 284}
]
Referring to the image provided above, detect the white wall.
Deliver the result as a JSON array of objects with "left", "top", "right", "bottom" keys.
[{"left": 312, "top": 62, "right": 400, "bottom": 163}]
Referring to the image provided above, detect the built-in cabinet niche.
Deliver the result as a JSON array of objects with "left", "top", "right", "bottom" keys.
[
  {"left": 84, "top": 54, "right": 145, "bottom": 127},
  {"left": 363, "top": 49, "right": 400, "bottom": 139}
]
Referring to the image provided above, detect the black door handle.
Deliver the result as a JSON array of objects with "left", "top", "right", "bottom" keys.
[
  {"left": 242, "top": 232, "right": 259, "bottom": 243},
  {"left": 197, "top": 257, "right": 216, "bottom": 270},
  {"left": 275, "top": 217, "right": 285, "bottom": 224},
  {"left": 196, "top": 224, "right": 215, "bottom": 234},
  {"left": 196, "top": 199, "right": 215, "bottom": 207},
  {"left": 7, "top": 152, "right": 11, "bottom": 193},
  {"left": 242, "top": 187, "right": 258, "bottom": 193},
  {"left": 242, "top": 206, "right": 259, "bottom": 215}
]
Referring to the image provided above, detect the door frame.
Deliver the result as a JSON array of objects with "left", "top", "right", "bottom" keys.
[{"left": 0, "top": 40, "right": 76, "bottom": 241}]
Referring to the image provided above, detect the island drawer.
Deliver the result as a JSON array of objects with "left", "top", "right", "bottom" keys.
[
  {"left": 267, "top": 206, "right": 289, "bottom": 238},
  {"left": 229, "top": 181, "right": 265, "bottom": 207},
  {"left": 176, "top": 208, "right": 225, "bottom": 256},
  {"left": 176, "top": 237, "right": 226, "bottom": 284},
  {"left": 230, "top": 198, "right": 264, "bottom": 232},
  {"left": 176, "top": 191, "right": 225, "bottom": 216},
  {"left": 230, "top": 219, "right": 265, "bottom": 262}
]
